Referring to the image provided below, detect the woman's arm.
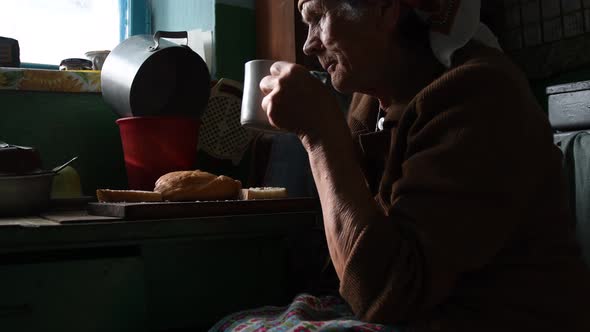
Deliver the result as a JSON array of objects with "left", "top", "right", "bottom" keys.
[
  {"left": 301, "top": 117, "right": 385, "bottom": 280},
  {"left": 259, "top": 61, "right": 387, "bottom": 280},
  {"left": 260, "top": 62, "right": 424, "bottom": 322}
]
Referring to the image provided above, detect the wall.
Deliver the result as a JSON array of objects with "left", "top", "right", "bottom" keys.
[
  {"left": 214, "top": 0, "right": 256, "bottom": 81},
  {"left": 256, "top": 0, "right": 297, "bottom": 62},
  {"left": 150, "top": 0, "right": 256, "bottom": 81},
  {"left": 150, "top": 0, "right": 215, "bottom": 31},
  {"left": 0, "top": 91, "right": 127, "bottom": 195}
]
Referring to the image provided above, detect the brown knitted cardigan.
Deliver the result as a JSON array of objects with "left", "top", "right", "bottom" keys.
[{"left": 342, "top": 42, "right": 590, "bottom": 332}]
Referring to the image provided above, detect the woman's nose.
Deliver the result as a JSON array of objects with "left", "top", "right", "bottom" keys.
[{"left": 303, "top": 28, "right": 323, "bottom": 56}]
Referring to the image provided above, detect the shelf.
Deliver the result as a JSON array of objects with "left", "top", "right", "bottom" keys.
[{"left": 0, "top": 67, "right": 101, "bottom": 93}]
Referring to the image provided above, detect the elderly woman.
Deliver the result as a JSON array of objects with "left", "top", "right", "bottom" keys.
[{"left": 210, "top": 0, "right": 590, "bottom": 331}]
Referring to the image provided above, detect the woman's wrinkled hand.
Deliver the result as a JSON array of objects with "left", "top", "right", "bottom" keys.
[{"left": 259, "top": 61, "right": 342, "bottom": 142}]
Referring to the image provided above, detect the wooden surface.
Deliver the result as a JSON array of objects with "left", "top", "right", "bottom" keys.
[
  {"left": 0, "top": 206, "right": 323, "bottom": 330},
  {"left": 41, "top": 210, "right": 119, "bottom": 224},
  {"left": 256, "top": 0, "right": 297, "bottom": 62},
  {"left": 88, "top": 197, "right": 321, "bottom": 220},
  {"left": 0, "top": 211, "right": 117, "bottom": 227},
  {"left": 0, "top": 216, "right": 59, "bottom": 227}
]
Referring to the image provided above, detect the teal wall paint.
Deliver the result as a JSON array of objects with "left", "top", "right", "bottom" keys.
[
  {"left": 150, "top": 0, "right": 255, "bottom": 81},
  {"left": 214, "top": 2, "right": 256, "bottom": 81},
  {"left": 0, "top": 91, "right": 127, "bottom": 195},
  {"left": 151, "top": 0, "right": 215, "bottom": 31}
]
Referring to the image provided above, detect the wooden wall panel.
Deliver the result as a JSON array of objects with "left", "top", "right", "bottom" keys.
[{"left": 256, "top": 0, "right": 297, "bottom": 62}]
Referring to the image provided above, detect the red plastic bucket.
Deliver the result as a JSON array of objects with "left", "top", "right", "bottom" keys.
[{"left": 116, "top": 116, "right": 200, "bottom": 190}]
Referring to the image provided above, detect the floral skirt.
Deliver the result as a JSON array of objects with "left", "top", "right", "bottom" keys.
[{"left": 208, "top": 294, "right": 401, "bottom": 332}]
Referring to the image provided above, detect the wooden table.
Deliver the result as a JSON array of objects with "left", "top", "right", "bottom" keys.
[{"left": 0, "top": 200, "right": 327, "bottom": 332}]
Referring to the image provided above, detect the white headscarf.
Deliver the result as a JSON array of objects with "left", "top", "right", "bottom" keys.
[{"left": 409, "top": 0, "right": 502, "bottom": 67}]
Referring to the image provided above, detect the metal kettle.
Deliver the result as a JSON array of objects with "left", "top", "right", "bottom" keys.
[{"left": 101, "top": 31, "right": 211, "bottom": 118}]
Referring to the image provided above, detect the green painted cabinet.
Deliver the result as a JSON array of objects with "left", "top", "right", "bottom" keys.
[
  {"left": 143, "top": 235, "right": 291, "bottom": 330},
  {"left": 0, "top": 211, "right": 324, "bottom": 331},
  {"left": 0, "top": 256, "right": 147, "bottom": 332}
]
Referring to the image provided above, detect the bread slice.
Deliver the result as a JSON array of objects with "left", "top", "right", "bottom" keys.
[
  {"left": 240, "top": 187, "right": 288, "bottom": 200},
  {"left": 96, "top": 189, "right": 163, "bottom": 203}
]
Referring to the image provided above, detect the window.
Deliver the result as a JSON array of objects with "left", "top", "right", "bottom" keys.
[{"left": 0, "top": 0, "right": 150, "bottom": 68}]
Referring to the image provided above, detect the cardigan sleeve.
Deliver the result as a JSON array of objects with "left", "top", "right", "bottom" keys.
[{"left": 338, "top": 62, "right": 541, "bottom": 324}]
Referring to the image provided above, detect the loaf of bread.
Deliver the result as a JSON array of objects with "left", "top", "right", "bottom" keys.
[
  {"left": 154, "top": 170, "right": 242, "bottom": 201},
  {"left": 240, "top": 187, "right": 288, "bottom": 200},
  {"left": 96, "top": 189, "right": 163, "bottom": 203}
]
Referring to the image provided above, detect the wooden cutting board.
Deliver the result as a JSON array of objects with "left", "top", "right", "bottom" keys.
[{"left": 87, "top": 198, "right": 321, "bottom": 220}]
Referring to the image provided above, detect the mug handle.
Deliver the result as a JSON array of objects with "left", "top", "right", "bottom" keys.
[
  {"left": 149, "top": 31, "right": 189, "bottom": 51},
  {"left": 92, "top": 56, "right": 101, "bottom": 70}
]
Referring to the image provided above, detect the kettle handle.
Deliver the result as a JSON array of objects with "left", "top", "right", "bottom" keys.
[{"left": 149, "top": 31, "right": 189, "bottom": 51}]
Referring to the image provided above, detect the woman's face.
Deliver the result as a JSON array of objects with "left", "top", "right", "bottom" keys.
[{"left": 300, "top": 0, "right": 397, "bottom": 94}]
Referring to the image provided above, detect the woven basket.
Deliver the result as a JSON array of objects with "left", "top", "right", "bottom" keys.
[{"left": 198, "top": 79, "right": 255, "bottom": 165}]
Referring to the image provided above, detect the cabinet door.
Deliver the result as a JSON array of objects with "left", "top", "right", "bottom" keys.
[
  {"left": 0, "top": 257, "right": 147, "bottom": 332},
  {"left": 143, "top": 235, "right": 291, "bottom": 331}
]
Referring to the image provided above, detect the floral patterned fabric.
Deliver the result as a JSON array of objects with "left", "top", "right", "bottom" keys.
[
  {"left": 0, "top": 67, "right": 101, "bottom": 93},
  {"left": 209, "top": 294, "right": 401, "bottom": 332}
]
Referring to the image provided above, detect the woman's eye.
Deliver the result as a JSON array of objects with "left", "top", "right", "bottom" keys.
[
  {"left": 311, "top": 13, "right": 326, "bottom": 29},
  {"left": 309, "top": 15, "right": 320, "bottom": 25}
]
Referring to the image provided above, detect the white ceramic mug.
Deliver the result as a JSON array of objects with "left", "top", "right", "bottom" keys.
[
  {"left": 85, "top": 50, "right": 110, "bottom": 71},
  {"left": 240, "top": 59, "right": 285, "bottom": 133}
]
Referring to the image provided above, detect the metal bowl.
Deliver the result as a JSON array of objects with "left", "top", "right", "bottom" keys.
[{"left": 0, "top": 173, "right": 54, "bottom": 216}]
